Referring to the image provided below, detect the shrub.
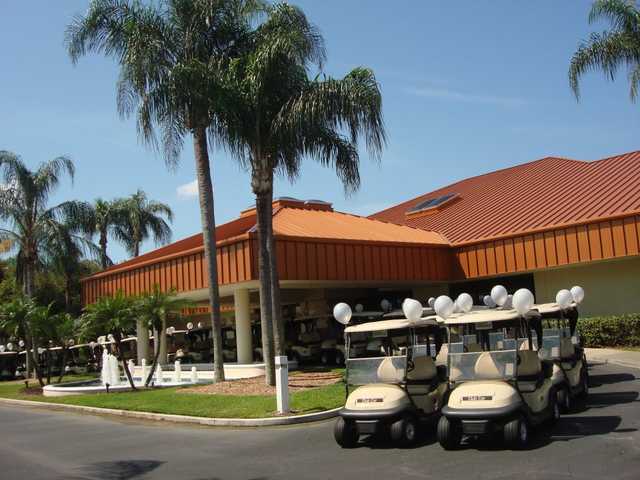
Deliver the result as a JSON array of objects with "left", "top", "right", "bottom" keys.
[{"left": 577, "top": 314, "right": 640, "bottom": 348}]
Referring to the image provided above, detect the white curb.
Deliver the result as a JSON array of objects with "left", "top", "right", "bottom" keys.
[{"left": 0, "top": 397, "right": 341, "bottom": 427}]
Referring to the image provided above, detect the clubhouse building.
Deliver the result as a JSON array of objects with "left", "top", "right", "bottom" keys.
[{"left": 81, "top": 151, "right": 640, "bottom": 363}]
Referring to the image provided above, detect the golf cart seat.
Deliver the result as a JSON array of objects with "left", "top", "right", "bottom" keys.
[
  {"left": 560, "top": 337, "right": 575, "bottom": 358},
  {"left": 474, "top": 352, "right": 502, "bottom": 379},
  {"left": 517, "top": 350, "right": 542, "bottom": 392},
  {"left": 406, "top": 355, "right": 437, "bottom": 381},
  {"left": 376, "top": 357, "right": 404, "bottom": 383},
  {"left": 559, "top": 337, "right": 578, "bottom": 368}
]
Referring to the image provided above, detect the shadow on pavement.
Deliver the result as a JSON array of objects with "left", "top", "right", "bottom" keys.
[
  {"left": 66, "top": 460, "right": 165, "bottom": 480},
  {"left": 585, "top": 391, "right": 639, "bottom": 408},
  {"left": 589, "top": 373, "right": 638, "bottom": 387}
]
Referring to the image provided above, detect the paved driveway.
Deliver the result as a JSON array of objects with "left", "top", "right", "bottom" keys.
[{"left": 0, "top": 362, "right": 638, "bottom": 480}]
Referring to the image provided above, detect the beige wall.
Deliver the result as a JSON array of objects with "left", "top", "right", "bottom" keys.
[{"left": 534, "top": 256, "right": 640, "bottom": 317}]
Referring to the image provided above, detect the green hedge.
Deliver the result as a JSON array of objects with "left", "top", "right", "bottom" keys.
[{"left": 578, "top": 314, "right": 640, "bottom": 348}]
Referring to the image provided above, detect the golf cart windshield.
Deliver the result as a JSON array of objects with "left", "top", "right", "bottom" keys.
[
  {"left": 346, "top": 355, "right": 407, "bottom": 385},
  {"left": 448, "top": 350, "right": 518, "bottom": 382}
]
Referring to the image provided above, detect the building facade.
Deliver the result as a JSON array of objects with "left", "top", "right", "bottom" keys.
[{"left": 81, "top": 151, "right": 640, "bottom": 361}]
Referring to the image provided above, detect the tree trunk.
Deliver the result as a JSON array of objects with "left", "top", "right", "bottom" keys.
[
  {"left": 145, "top": 343, "right": 162, "bottom": 387},
  {"left": 255, "top": 189, "right": 276, "bottom": 386},
  {"left": 99, "top": 231, "right": 109, "bottom": 270},
  {"left": 192, "top": 127, "right": 225, "bottom": 382},
  {"left": 114, "top": 336, "right": 136, "bottom": 390},
  {"left": 265, "top": 184, "right": 285, "bottom": 357},
  {"left": 159, "top": 317, "right": 168, "bottom": 365},
  {"left": 22, "top": 261, "right": 45, "bottom": 387},
  {"left": 57, "top": 347, "right": 68, "bottom": 384},
  {"left": 46, "top": 349, "right": 52, "bottom": 385}
]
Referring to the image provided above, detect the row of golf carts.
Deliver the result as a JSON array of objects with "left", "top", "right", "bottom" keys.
[{"left": 333, "top": 285, "right": 588, "bottom": 450}]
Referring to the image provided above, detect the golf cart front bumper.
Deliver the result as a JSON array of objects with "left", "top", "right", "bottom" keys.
[
  {"left": 339, "top": 406, "right": 408, "bottom": 435},
  {"left": 441, "top": 402, "right": 523, "bottom": 435}
]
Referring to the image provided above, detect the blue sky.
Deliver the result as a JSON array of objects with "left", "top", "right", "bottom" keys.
[{"left": 1, "top": 1, "right": 638, "bottom": 263}]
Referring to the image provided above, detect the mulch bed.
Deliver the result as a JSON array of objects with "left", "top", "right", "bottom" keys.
[
  {"left": 180, "top": 371, "right": 343, "bottom": 396},
  {"left": 19, "top": 386, "right": 44, "bottom": 396}
]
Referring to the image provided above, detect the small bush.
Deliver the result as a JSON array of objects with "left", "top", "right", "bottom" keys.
[{"left": 578, "top": 314, "right": 640, "bottom": 348}]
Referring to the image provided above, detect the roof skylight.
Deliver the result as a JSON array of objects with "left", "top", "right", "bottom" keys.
[{"left": 406, "top": 193, "right": 457, "bottom": 215}]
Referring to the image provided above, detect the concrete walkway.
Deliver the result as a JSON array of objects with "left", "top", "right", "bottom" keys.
[{"left": 585, "top": 348, "right": 640, "bottom": 370}]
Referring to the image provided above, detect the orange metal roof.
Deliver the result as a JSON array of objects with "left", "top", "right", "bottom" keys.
[
  {"left": 369, "top": 151, "right": 640, "bottom": 245},
  {"left": 272, "top": 206, "right": 447, "bottom": 245},
  {"left": 94, "top": 211, "right": 257, "bottom": 277},
  {"left": 94, "top": 198, "right": 446, "bottom": 278}
]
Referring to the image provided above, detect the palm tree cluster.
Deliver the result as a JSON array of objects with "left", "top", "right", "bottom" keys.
[
  {"left": 0, "top": 152, "right": 174, "bottom": 384},
  {"left": 79, "top": 288, "right": 191, "bottom": 390},
  {"left": 84, "top": 190, "right": 173, "bottom": 269},
  {"left": 66, "top": 0, "right": 386, "bottom": 385}
]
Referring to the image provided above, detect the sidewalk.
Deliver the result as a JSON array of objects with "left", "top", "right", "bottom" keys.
[{"left": 585, "top": 348, "right": 640, "bottom": 370}]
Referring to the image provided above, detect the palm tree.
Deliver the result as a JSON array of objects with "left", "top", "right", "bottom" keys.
[
  {"left": 0, "top": 152, "right": 91, "bottom": 385},
  {"left": 66, "top": 0, "right": 266, "bottom": 382},
  {"left": 80, "top": 291, "right": 138, "bottom": 389},
  {"left": 119, "top": 190, "right": 173, "bottom": 257},
  {"left": 136, "top": 285, "right": 193, "bottom": 386},
  {"left": 569, "top": 0, "right": 640, "bottom": 100},
  {"left": 219, "top": 4, "right": 386, "bottom": 384},
  {"left": 85, "top": 198, "right": 130, "bottom": 269},
  {"left": 44, "top": 220, "right": 100, "bottom": 313}
]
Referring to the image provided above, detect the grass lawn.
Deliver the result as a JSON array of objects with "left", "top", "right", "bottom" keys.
[{"left": 0, "top": 371, "right": 345, "bottom": 419}]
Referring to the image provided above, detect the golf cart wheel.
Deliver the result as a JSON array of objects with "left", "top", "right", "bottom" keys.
[
  {"left": 437, "top": 416, "right": 462, "bottom": 450},
  {"left": 390, "top": 415, "right": 418, "bottom": 447},
  {"left": 504, "top": 416, "right": 529, "bottom": 449},
  {"left": 334, "top": 417, "right": 358, "bottom": 448},
  {"left": 559, "top": 386, "right": 571, "bottom": 413},
  {"left": 577, "top": 367, "right": 589, "bottom": 400},
  {"left": 549, "top": 391, "right": 561, "bottom": 425}
]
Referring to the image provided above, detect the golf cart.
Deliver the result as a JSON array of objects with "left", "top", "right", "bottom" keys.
[
  {"left": 333, "top": 300, "right": 448, "bottom": 447},
  {"left": 321, "top": 310, "right": 384, "bottom": 365},
  {"left": 288, "top": 316, "right": 324, "bottom": 364},
  {"left": 437, "top": 303, "right": 560, "bottom": 450},
  {"left": 536, "top": 301, "right": 588, "bottom": 411}
]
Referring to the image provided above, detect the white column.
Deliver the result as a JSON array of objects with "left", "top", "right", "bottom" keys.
[
  {"left": 234, "top": 288, "right": 253, "bottom": 364},
  {"left": 136, "top": 319, "right": 149, "bottom": 365}
]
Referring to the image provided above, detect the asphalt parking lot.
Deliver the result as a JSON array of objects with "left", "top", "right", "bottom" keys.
[{"left": 0, "top": 361, "right": 638, "bottom": 480}]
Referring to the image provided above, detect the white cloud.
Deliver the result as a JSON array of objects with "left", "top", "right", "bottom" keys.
[
  {"left": 406, "top": 86, "right": 527, "bottom": 108},
  {"left": 177, "top": 179, "right": 199, "bottom": 199}
]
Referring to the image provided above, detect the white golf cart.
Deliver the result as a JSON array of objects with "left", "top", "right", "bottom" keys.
[
  {"left": 437, "top": 307, "right": 560, "bottom": 450},
  {"left": 334, "top": 301, "right": 448, "bottom": 448},
  {"left": 536, "top": 302, "right": 588, "bottom": 411}
]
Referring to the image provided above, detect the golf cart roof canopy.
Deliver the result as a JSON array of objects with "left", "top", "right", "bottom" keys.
[
  {"left": 533, "top": 302, "right": 578, "bottom": 315},
  {"left": 383, "top": 307, "right": 435, "bottom": 319},
  {"left": 345, "top": 316, "right": 440, "bottom": 333},
  {"left": 442, "top": 308, "right": 540, "bottom": 325}
]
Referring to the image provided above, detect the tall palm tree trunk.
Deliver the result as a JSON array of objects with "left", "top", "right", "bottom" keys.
[
  {"left": 255, "top": 188, "right": 276, "bottom": 386},
  {"left": 99, "top": 231, "right": 109, "bottom": 269},
  {"left": 193, "top": 127, "right": 225, "bottom": 382},
  {"left": 22, "top": 261, "right": 45, "bottom": 387},
  {"left": 263, "top": 179, "right": 285, "bottom": 357}
]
